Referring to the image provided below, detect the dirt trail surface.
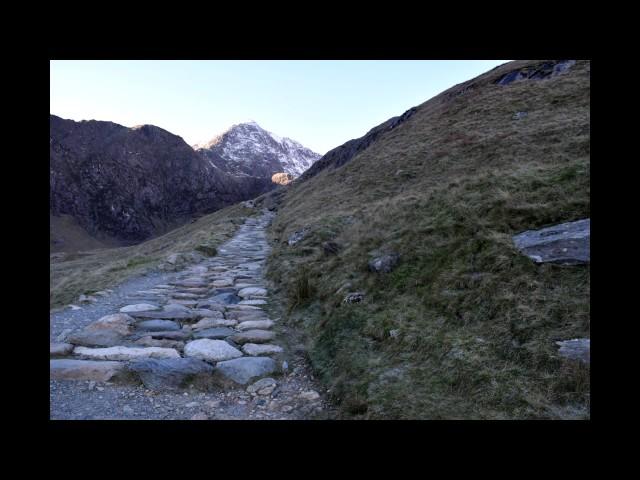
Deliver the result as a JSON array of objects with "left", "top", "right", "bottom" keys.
[{"left": 50, "top": 210, "right": 335, "bottom": 420}]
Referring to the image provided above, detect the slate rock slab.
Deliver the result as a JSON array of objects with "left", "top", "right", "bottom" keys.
[
  {"left": 513, "top": 218, "right": 590, "bottom": 265},
  {"left": 50, "top": 359, "right": 126, "bottom": 382},
  {"left": 214, "top": 357, "right": 277, "bottom": 386},
  {"left": 556, "top": 338, "right": 590, "bottom": 364},
  {"left": 128, "top": 358, "right": 215, "bottom": 391}
]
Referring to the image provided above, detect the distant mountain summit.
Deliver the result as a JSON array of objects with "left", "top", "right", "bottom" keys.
[{"left": 196, "top": 121, "right": 320, "bottom": 178}]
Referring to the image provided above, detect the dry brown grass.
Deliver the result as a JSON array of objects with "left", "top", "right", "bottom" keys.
[{"left": 263, "top": 60, "right": 590, "bottom": 419}]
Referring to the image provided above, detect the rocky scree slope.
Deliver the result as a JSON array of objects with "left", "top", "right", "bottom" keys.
[{"left": 258, "top": 60, "right": 590, "bottom": 419}]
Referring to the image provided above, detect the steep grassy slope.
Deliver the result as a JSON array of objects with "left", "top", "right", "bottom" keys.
[
  {"left": 261, "top": 60, "right": 590, "bottom": 419},
  {"left": 50, "top": 203, "right": 254, "bottom": 309}
]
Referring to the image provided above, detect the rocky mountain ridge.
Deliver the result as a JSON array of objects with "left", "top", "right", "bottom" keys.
[
  {"left": 196, "top": 121, "right": 320, "bottom": 178},
  {"left": 50, "top": 116, "right": 319, "bottom": 249}
]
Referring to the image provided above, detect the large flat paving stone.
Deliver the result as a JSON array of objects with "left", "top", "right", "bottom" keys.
[
  {"left": 136, "top": 320, "right": 181, "bottom": 332},
  {"left": 183, "top": 339, "right": 243, "bottom": 362},
  {"left": 237, "top": 320, "right": 274, "bottom": 331},
  {"left": 128, "top": 358, "right": 214, "bottom": 391},
  {"left": 50, "top": 359, "right": 126, "bottom": 382},
  {"left": 213, "top": 357, "right": 276, "bottom": 386},
  {"left": 73, "top": 346, "right": 180, "bottom": 361},
  {"left": 237, "top": 287, "right": 267, "bottom": 298},
  {"left": 229, "top": 329, "right": 276, "bottom": 344}
]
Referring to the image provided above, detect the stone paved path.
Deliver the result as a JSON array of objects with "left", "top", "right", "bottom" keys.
[{"left": 50, "top": 210, "right": 334, "bottom": 420}]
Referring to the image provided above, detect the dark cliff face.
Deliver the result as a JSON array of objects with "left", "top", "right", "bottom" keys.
[{"left": 50, "top": 115, "right": 273, "bottom": 243}]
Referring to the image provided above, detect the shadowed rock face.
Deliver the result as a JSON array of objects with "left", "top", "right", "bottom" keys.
[
  {"left": 50, "top": 115, "right": 274, "bottom": 243},
  {"left": 513, "top": 218, "right": 590, "bottom": 265},
  {"left": 495, "top": 60, "right": 576, "bottom": 85}
]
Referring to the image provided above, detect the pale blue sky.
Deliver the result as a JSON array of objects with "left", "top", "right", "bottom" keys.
[{"left": 50, "top": 60, "right": 509, "bottom": 155}]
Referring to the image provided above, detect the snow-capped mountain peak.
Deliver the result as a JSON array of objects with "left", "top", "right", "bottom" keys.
[{"left": 196, "top": 121, "right": 321, "bottom": 177}]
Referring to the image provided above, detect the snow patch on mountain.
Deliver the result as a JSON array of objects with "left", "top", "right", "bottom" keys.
[{"left": 196, "top": 122, "right": 321, "bottom": 177}]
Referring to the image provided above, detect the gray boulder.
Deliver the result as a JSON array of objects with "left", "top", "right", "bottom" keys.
[
  {"left": 50, "top": 359, "right": 127, "bottom": 382},
  {"left": 513, "top": 218, "right": 590, "bottom": 265},
  {"left": 128, "top": 358, "right": 215, "bottom": 391},
  {"left": 136, "top": 320, "right": 181, "bottom": 332},
  {"left": 230, "top": 329, "right": 276, "bottom": 345},
  {"left": 214, "top": 357, "right": 277, "bottom": 386}
]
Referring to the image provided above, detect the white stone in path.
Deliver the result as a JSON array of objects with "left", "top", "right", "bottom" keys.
[
  {"left": 237, "top": 287, "right": 267, "bottom": 298},
  {"left": 237, "top": 320, "right": 274, "bottom": 331},
  {"left": 73, "top": 346, "right": 180, "bottom": 361},
  {"left": 242, "top": 343, "right": 284, "bottom": 356},
  {"left": 212, "top": 279, "right": 234, "bottom": 287},
  {"left": 239, "top": 299, "right": 267, "bottom": 305},
  {"left": 120, "top": 303, "right": 160, "bottom": 313},
  {"left": 184, "top": 339, "right": 243, "bottom": 362}
]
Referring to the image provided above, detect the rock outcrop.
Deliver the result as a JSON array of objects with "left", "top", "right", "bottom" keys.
[
  {"left": 513, "top": 218, "right": 590, "bottom": 265},
  {"left": 50, "top": 115, "right": 274, "bottom": 245}
]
